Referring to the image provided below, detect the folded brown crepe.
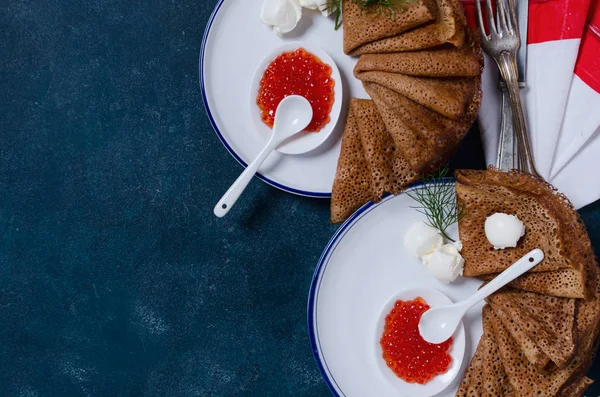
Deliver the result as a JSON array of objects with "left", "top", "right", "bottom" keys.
[
  {"left": 357, "top": 72, "right": 477, "bottom": 120},
  {"left": 342, "top": 0, "right": 437, "bottom": 55},
  {"left": 479, "top": 267, "right": 587, "bottom": 299},
  {"left": 558, "top": 376, "right": 594, "bottom": 397},
  {"left": 330, "top": 102, "right": 373, "bottom": 224},
  {"left": 481, "top": 306, "right": 514, "bottom": 396},
  {"left": 354, "top": 36, "right": 482, "bottom": 77},
  {"left": 351, "top": 98, "right": 417, "bottom": 202},
  {"left": 456, "top": 169, "right": 588, "bottom": 278},
  {"left": 490, "top": 302, "right": 552, "bottom": 372},
  {"left": 330, "top": 77, "right": 480, "bottom": 223},
  {"left": 455, "top": 330, "right": 485, "bottom": 396},
  {"left": 456, "top": 305, "right": 513, "bottom": 396},
  {"left": 330, "top": 99, "right": 420, "bottom": 223},
  {"left": 350, "top": 0, "right": 465, "bottom": 55},
  {"left": 487, "top": 289, "right": 576, "bottom": 369},
  {"left": 487, "top": 264, "right": 600, "bottom": 397},
  {"left": 364, "top": 83, "right": 443, "bottom": 170}
]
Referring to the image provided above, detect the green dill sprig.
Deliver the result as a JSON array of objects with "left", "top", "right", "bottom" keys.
[
  {"left": 326, "top": 0, "right": 418, "bottom": 31},
  {"left": 406, "top": 166, "right": 466, "bottom": 242}
]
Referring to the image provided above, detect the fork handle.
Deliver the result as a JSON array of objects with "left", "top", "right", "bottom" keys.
[
  {"left": 496, "top": 52, "right": 540, "bottom": 177},
  {"left": 497, "top": 85, "right": 518, "bottom": 171}
]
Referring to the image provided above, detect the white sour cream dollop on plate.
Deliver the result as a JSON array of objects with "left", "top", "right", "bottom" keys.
[
  {"left": 260, "top": 0, "right": 303, "bottom": 36},
  {"left": 298, "top": 0, "right": 336, "bottom": 16},
  {"left": 404, "top": 221, "right": 444, "bottom": 258},
  {"left": 422, "top": 243, "right": 465, "bottom": 284}
]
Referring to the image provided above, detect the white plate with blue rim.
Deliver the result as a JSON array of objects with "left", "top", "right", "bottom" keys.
[
  {"left": 200, "top": 0, "right": 368, "bottom": 197},
  {"left": 308, "top": 185, "right": 485, "bottom": 396}
]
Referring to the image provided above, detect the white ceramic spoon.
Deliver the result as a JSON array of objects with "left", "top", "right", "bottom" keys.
[
  {"left": 214, "top": 95, "right": 313, "bottom": 217},
  {"left": 418, "top": 248, "right": 544, "bottom": 344}
]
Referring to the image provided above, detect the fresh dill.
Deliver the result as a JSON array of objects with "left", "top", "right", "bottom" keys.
[
  {"left": 326, "top": 0, "right": 418, "bottom": 31},
  {"left": 406, "top": 166, "right": 466, "bottom": 242}
]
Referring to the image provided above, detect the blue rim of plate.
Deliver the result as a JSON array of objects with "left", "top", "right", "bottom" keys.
[
  {"left": 307, "top": 179, "right": 449, "bottom": 396},
  {"left": 199, "top": 0, "right": 331, "bottom": 199}
]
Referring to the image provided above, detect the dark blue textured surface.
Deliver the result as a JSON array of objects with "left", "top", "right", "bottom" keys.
[{"left": 0, "top": 0, "right": 598, "bottom": 395}]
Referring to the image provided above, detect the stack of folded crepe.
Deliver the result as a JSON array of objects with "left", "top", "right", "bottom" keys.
[
  {"left": 331, "top": 0, "right": 483, "bottom": 223},
  {"left": 455, "top": 168, "right": 600, "bottom": 397}
]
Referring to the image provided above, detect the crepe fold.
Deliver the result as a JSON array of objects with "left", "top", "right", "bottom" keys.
[
  {"left": 488, "top": 271, "right": 599, "bottom": 397},
  {"left": 487, "top": 289, "right": 576, "bottom": 369},
  {"left": 354, "top": 31, "right": 483, "bottom": 77},
  {"left": 348, "top": 0, "right": 466, "bottom": 55},
  {"left": 330, "top": 102, "right": 373, "bottom": 224},
  {"left": 455, "top": 169, "right": 590, "bottom": 279},
  {"left": 331, "top": 1, "right": 482, "bottom": 224},
  {"left": 351, "top": 99, "right": 417, "bottom": 202},
  {"left": 358, "top": 72, "right": 478, "bottom": 120},
  {"left": 342, "top": 0, "right": 437, "bottom": 55},
  {"left": 330, "top": 73, "right": 480, "bottom": 223},
  {"left": 456, "top": 305, "right": 513, "bottom": 397},
  {"left": 479, "top": 268, "right": 587, "bottom": 299},
  {"left": 330, "top": 99, "right": 419, "bottom": 223}
]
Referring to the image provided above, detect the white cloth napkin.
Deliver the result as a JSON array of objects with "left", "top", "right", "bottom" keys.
[{"left": 462, "top": 0, "right": 600, "bottom": 209}]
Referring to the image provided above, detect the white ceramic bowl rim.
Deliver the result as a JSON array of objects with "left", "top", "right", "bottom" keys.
[{"left": 248, "top": 42, "right": 343, "bottom": 155}]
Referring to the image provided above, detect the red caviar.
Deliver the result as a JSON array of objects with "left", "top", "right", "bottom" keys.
[
  {"left": 256, "top": 48, "right": 335, "bottom": 132},
  {"left": 380, "top": 297, "right": 453, "bottom": 384}
]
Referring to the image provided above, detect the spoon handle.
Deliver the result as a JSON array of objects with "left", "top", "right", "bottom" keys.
[
  {"left": 462, "top": 249, "right": 544, "bottom": 311},
  {"left": 213, "top": 138, "right": 279, "bottom": 217}
]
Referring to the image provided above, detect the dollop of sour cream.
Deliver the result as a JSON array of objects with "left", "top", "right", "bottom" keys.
[
  {"left": 484, "top": 213, "right": 526, "bottom": 249},
  {"left": 261, "top": 0, "right": 337, "bottom": 36},
  {"left": 261, "top": 0, "right": 302, "bottom": 36},
  {"left": 298, "top": 0, "right": 335, "bottom": 16},
  {"left": 405, "top": 221, "right": 464, "bottom": 284},
  {"left": 404, "top": 221, "right": 444, "bottom": 258},
  {"left": 422, "top": 243, "right": 465, "bottom": 284}
]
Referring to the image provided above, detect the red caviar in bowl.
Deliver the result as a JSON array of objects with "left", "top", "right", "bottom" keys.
[
  {"left": 256, "top": 48, "right": 335, "bottom": 132},
  {"left": 380, "top": 297, "right": 453, "bottom": 384}
]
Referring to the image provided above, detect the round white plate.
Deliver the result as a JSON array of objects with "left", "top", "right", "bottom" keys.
[
  {"left": 309, "top": 187, "right": 485, "bottom": 397},
  {"left": 200, "top": 0, "right": 367, "bottom": 197}
]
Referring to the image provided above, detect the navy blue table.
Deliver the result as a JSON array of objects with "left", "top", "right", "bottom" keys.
[{"left": 1, "top": 0, "right": 598, "bottom": 395}]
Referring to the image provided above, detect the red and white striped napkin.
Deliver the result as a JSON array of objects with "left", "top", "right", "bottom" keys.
[{"left": 462, "top": 0, "right": 600, "bottom": 209}]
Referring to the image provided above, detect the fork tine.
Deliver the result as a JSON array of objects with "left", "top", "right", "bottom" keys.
[
  {"left": 505, "top": 0, "right": 515, "bottom": 32},
  {"left": 485, "top": 0, "right": 497, "bottom": 35},
  {"left": 475, "top": 0, "right": 494, "bottom": 37},
  {"left": 497, "top": 0, "right": 509, "bottom": 33},
  {"left": 474, "top": 0, "right": 487, "bottom": 37}
]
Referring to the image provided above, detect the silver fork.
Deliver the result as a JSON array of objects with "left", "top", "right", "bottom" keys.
[{"left": 475, "top": 0, "right": 540, "bottom": 177}]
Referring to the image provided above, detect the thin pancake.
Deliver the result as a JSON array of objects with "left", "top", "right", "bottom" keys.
[
  {"left": 354, "top": 33, "right": 482, "bottom": 77},
  {"left": 558, "top": 377, "right": 594, "bottom": 397},
  {"left": 350, "top": 0, "right": 465, "bottom": 55},
  {"left": 330, "top": 101, "right": 373, "bottom": 224},
  {"left": 457, "top": 306, "right": 512, "bottom": 397},
  {"left": 365, "top": 83, "right": 438, "bottom": 171},
  {"left": 481, "top": 305, "right": 513, "bottom": 396},
  {"left": 456, "top": 332, "right": 485, "bottom": 396},
  {"left": 350, "top": 99, "right": 417, "bottom": 202},
  {"left": 357, "top": 71, "right": 477, "bottom": 120},
  {"left": 456, "top": 169, "right": 587, "bottom": 277},
  {"left": 342, "top": 0, "right": 437, "bottom": 55},
  {"left": 365, "top": 79, "right": 479, "bottom": 169},
  {"left": 479, "top": 267, "right": 587, "bottom": 299},
  {"left": 487, "top": 289, "right": 576, "bottom": 369},
  {"left": 490, "top": 302, "right": 551, "bottom": 372},
  {"left": 488, "top": 263, "right": 600, "bottom": 397}
]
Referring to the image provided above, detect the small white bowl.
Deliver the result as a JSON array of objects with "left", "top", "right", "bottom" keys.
[
  {"left": 248, "top": 42, "right": 343, "bottom": 155},
  {"left": 374, "top": 288, "right": 466, "bottom": 397}
]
